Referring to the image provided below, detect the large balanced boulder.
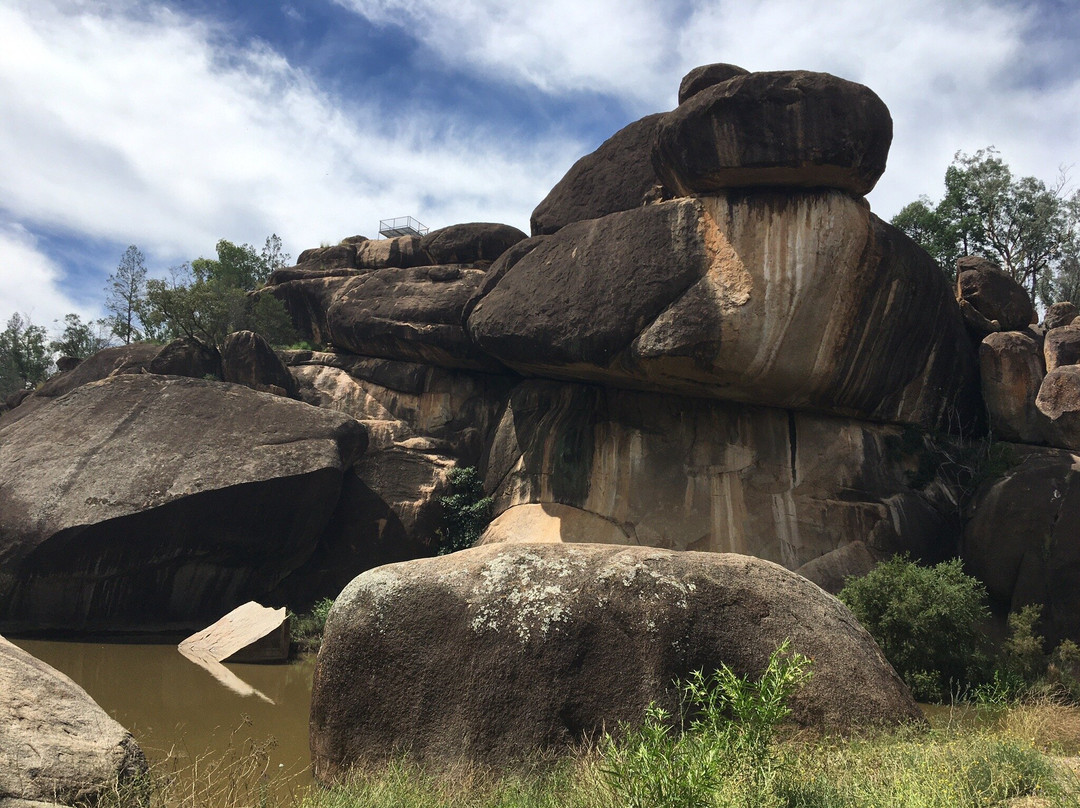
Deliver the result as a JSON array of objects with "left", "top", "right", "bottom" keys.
[
  {"left": 1, "top": 635, "right": 147, "bottom": 806},
  {"left": 653, "top": 71, "right": 892, "bottom": 196},
  {"left": 469, "top": 192, "right": 980, "bottom": 431},
  {"left": 0, "top": 374, "right": 366, "bottom": 633},
  {"left": 310, "top": 544, "right": 921, "bottom": 778},
  {"left": 148, "top": 335, "right": 223, "bottom": 380},
  {"left": 530, "top": 113, "right": 668, "bottom": 236},
  {"left": 480, "top": 380, "right": 958, "bottom": 568},
  {"left": 956, "top": 256, "right": 1035, "bottom": 331}
]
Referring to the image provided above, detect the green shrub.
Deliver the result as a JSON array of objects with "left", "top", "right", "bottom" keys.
[
  {"left": 839, "top": 555, "right": 991, "bottom": 702},
  {"left": 600, "top": 641, "right": 812, "bottom": 808},
  {"left": 438, "top": 467, "right": 493, "bottom": 555},
  {"left": 290, "top": 597, "right": 334, "bottom": 655}
]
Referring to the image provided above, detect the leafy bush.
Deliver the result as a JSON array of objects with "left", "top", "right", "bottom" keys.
[
  {"left": 839, "top": 555, "right": 991, "bottom": 702},
  {"left": 600, "top": 641, "right": 811, "bottom": 808},
  {"left": 438, "top": 467, "right": 493, "bottom": 555},
  {"left": 290, "top": 597, "right": 334, "bottom": 655}
]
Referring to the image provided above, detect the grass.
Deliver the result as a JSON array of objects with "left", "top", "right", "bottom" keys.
[
  {"left": 290, "top": 597, "right": 334, "bottom": 656},
  {"left": 87, "top": 693, "right": 1080, "bottom": 808}
]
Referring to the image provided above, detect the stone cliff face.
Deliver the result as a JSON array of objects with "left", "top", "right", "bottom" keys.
[{"left": 1, "top": 62, "right": 1077, "bottom": 647}]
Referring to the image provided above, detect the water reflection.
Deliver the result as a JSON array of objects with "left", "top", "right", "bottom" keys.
[{"left": 12, "top": 639, "right": 314, "bottom": 785}]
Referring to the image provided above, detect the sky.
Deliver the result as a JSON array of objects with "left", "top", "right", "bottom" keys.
[{"left": 1, "top": 0, "right": 1079, "bottom": 335}]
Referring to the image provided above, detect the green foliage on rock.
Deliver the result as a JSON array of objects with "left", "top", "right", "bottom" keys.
[
  {"left": 290, "top": 597, "right": 335, "bottom": 656},
  {"left": 839, "top": 555, "right": 991, "bottom": 702},
  {"left": 437, "top": 466, "right": 494, "bottom": 554},
  {"left": 0, "top": 312, "right": 51, "bottom": 398}
]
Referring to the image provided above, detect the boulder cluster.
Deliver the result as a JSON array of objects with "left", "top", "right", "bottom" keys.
[{"left": 2, "top": 63, "right": 1079, "bottom": 784}]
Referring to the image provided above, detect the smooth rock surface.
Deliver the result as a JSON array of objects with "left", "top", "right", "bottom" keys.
[
  {"left": 979, "top": 331, "right": 1047, "bottom": 443},
  {"left": 310, "top": 544, "right": 921, "bottom": 777},
  {"left": 0, "top": 635, "right": 146, "bottom": 807},
  {"left": 481, "top": 380, "right": 957, "bottom": 569},
  {"left": 653, "top": 71, "right": 892, "bottom": 196},
  {"left": 678, "top": 62, "right": 750, "bottom": 104},
  {"left": 221, "top": 330, "right": 298, "bottom": 397},
  {"left": 0, "top": 374, "right": 366, "bottom": 632},
  {"left": 325, "top": 266, "right": 503, "bottom": 370},
  {"left": 963, "top": 445, "right": 1080, "bottom": 645},
  {"left": 1045, "top": 302, "right": 1079, "bottom": 331},
  {"left": 355, "top": 236, "right": 427, "bottom": 270},
  {"left": 419, "top": 222, "right": 526, "bottom": 265},
  {"left": 148, "top": 336, "right": 223, "bottom": 380},
  {"left": 1037, "top": 365, "right": 1080, "bottom": 449},
  {"left": 470, "top": 192, "right": 980, "bottom": 431},
  {"left": 956, "top": 257, "right": 1035, "bottom": 331},
  {"left": 530, "top": 113, "right": 668, "bottom": 236},
  {"left": 1044, "top": 324, "right": 1080, "bottom": 372}
]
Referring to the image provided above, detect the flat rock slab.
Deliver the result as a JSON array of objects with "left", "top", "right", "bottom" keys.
[
  {"left": 0, "top": 635, "right": 146, "bottom": 807},
  {"left": 310, "top": 544, "right": 921, "bottom": 779},
  {"left": 179, "top": 601, "right": 289, "bottom": 663},
  {"left": 0, "top": 374, "right": 365, "bottom": 633}
]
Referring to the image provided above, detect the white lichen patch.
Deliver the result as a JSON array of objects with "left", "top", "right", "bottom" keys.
[
  {"left": 468, "top": 550, "right": 587, "bottom": 643},
  {"left": 337, "top": 567, "right": 408, "bottom": 633},
  {"left": 595, "top": 554, "right": 698, "bottom": 610}
]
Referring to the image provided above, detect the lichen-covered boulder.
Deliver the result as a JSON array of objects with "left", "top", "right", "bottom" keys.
[
  {"left": 653, "top": 71, "right": 892, "bottom": 196},
  {"left": 469, "top": 192, "right": 980, "bottom": 431},
  {"left": 0, "top": 635, "right": 147, "bottom": 807},
  {"left": 310, "top": 544, "right": 921, "bottom": 778},
  {"left": 0, "top": 374, "right": 366, "bottom": 633}
]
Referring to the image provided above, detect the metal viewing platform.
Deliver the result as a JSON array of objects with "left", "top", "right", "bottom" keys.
[{"left": 379, "top": 216, "right": 429, "bottom": 238}]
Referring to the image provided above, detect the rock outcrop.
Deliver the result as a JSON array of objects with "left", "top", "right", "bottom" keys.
[
  {"left": 530, "top": 113, "right": 669, "bottom": 236},
  {"left": 469, "top": 192, "right": 979, "bottom": 431},
  {"left": 0, "top": 374, "right": 366, "bottom": 632},
  {"left": 1, "top": 635, "right": 146, "bottom": 807},
  {"left": 480, "top": 380, "right": 957, "bottom": 572},
  {"left": 956, "top": 257, "right": 1035, "bottom": 331},
  {"left": 653, "top": 71, "right": 892, "bottom": 196},
  {"left": 148, "top": 335, "right": 223, "bottom": 380},
  {"left": 221, "top": 329, "right": 298, "bottom": 397},
  {"left": 1045, "top": 302, "right": 1079, "bottom": 331},
  {"left": 963, "top": 445, "right": 1080, "bottom": 645},
  {"left": 310, "top": 545, "right": 921, "bottom": 777},
  {"left": 979, "top": 331, "right": 1047, "bottom": 443}
]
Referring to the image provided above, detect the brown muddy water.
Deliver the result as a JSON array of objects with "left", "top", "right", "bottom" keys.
[{"left": 12, "top": 639, "right": 315, "bottom": 794}]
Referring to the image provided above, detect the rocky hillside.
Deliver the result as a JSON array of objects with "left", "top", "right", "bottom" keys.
[{"left": 2, "top": 64, "right": 1077, "bottom": 641}]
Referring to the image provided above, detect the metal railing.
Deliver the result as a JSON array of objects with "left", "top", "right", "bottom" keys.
[{"left": 378, "top": 216, "right": 429, "bottom": 238}]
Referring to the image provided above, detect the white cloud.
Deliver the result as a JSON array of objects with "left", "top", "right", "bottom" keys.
[
  {"left": 0, "top": 224, "right": 97, "bottom": 331},
  {"left": 337, "top": 0, "right": 1080, "bottom": 220},
  {"left": 0, "top": 0, "right": 578, "bottom": 312}
]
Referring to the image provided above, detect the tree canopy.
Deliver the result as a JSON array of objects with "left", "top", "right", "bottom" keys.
[
  {"left": 0, "top": 313, "right": 51, "bottom": 398},
  {"left": 105, "top": 245, "right": 147, "bottom": 344},
  {"left": 140, "top": 235, "right": 297, "bottom": 349},
  {"left": 892, "top": 148, "right": 1080, "bottom": 308}
]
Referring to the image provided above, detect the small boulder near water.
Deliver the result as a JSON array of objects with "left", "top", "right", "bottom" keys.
[
  {"left": 0, "top": 635, "right": 147, "bottom": 807},
  {"left": 310, "top": 544, "right": 921, "bottom": 779}
]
